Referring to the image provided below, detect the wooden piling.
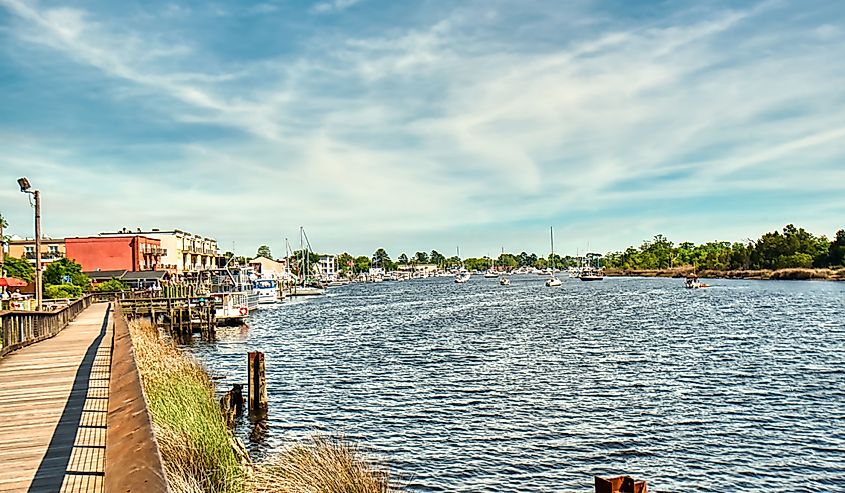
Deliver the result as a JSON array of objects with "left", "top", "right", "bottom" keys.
[{"left": 248, "top": 351, "right": 268, "bottom": 417}]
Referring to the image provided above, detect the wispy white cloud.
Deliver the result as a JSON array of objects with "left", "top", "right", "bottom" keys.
[
  {"left": 1, "top": 0, "right": 843, "bottom": 255},
  {"left": 311, "top": 0, "right": 361, "bottom": 15}
]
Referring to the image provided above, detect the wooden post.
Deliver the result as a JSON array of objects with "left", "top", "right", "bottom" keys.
[{"left": 248, "top": 351, "right": 268, "bottom": 417}]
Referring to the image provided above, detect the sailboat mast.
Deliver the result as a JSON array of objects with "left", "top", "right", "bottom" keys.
[{"left": 550, "top": 227, "right": 555, "bottom": 271}]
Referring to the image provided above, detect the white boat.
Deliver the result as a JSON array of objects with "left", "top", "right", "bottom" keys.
[
  {"left": 499, "top": 276, "right": 511, "bottom": 286},
  {"left": 291, "top": 285, "right": 325, "bottom": 296},
  {"left": 545, "top": 226, "right": 561, "bottom": 287},
  {"left": 577, "top": 251, "right": 604, "bottom": 281},
  {"left": 210, "top": 292, "right": 250, "bottom": 325},
  {"left": 252, "top": 278, "right": 280, "bottom": 304},
  {"left": 454, "top": 269, "right": 471, "bottom": 283},
  {"left": 684, "top": 275, "right": 709, "bottom": 289},
  {"left": 484, "top": 270, "right": 499, "bottom": 278}
]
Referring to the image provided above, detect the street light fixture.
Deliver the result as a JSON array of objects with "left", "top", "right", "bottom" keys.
[
  {"left": 18, "top": 177, "right": 42, "bottom": 312},
  {"left": 17, "top": 177, "right": 32, "bottom": 192}
]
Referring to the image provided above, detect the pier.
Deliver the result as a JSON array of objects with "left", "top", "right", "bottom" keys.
[{"left": 0, "top": 299, "right": 167, "bottom": 492}]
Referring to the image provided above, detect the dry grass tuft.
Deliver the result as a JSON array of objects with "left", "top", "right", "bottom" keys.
[
  {"left": 129, "top": 319, "right": 246, "bottom": 493},
  {"left": 251, "top": 435, "right": 393, "bottom": 493}
]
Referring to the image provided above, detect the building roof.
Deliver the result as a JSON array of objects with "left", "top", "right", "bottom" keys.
[
  {"left": 122, "top": 271, "right": 170, "bottom": 281},
  {"left": 84, "top": 270, "right": 128, "bottom": 281}
]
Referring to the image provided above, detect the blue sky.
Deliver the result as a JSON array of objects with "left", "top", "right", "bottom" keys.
[{"left": 1, "top": 0, "right": 844, "bottom": 258}]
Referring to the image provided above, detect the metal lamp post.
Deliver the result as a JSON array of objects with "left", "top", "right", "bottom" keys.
[{"left": 18, "top": 177, "right": 42, "bottom": 311}]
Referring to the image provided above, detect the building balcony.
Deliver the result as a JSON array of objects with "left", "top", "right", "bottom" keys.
[{"left": 24, "top": 251, "right": 65, "bottom": 260}]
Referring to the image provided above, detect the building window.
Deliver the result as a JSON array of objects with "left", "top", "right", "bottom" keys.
[{"left": 48, "top": 245, "right": 59, "bottom": 253}]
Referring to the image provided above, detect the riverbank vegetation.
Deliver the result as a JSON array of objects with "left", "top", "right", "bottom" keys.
[
  {"left": 324, "top": 224, "right": 844, "bottom": 278},
  {"left": 603, "top": 225, "right": 845, "bottom": 272},
  {"left": 129, "top": 319, "right": 246, "bottom": 493},
  {"left": 128, "top": 319, "right": 395, "bottom": 493},
  {"left": 250, "top": 436, "right": 392, "bottom": 493}
]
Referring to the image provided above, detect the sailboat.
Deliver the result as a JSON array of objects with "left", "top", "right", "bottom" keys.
[
  {"left": 454, "top": 246, "right": 471, "bottom": 283},
  {"left": 484, "top": 256, "right": 498, "bottom": 278},
  {"left": 290, "top": 227, "right": 325, "bottom": 296},
  {"left": 545, "top": 227, "right": 562, "bottom": 287}
]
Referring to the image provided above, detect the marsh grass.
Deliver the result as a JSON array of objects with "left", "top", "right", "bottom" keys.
[
  {"left": 129, "top": 320, "right": 246, "bottom": 493},
  {"left": 251, "top": 435, "right": 393, "bottom": 493}
]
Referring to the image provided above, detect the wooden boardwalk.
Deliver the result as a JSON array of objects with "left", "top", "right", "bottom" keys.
[{"left": 0, "top": 303, "right": 112, "bottom": 493}]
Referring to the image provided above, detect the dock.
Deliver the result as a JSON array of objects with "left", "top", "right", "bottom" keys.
[
  {"left": 0, "top": 297, "right": 169, "bottom": 492},
  {"left": 0, "top": 303, "right": 111, "bottom": 492}
]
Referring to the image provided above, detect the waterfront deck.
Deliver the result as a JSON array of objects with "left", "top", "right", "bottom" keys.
[{"left": 0, "top": 303, "right": 111, "bottom": 492}]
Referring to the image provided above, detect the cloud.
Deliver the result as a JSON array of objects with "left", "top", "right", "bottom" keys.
[
  {"left": 1, "top": 0, "right": 844, "bottom": 255},
  {"left": 311, "top": 0, "right": 361, "bottom": 14}
]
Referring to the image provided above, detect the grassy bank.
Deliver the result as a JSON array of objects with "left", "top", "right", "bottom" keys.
[
  {"left": 129, "top": 320, "right": 246, "bottom": 493},
  {"left": 250, "top": 436, "right": 392, "bottom": 493},
  {"left": 128, "top": 319, "right": 394, "bottom": 493},
  {"left": 603, "top": 266, "right": 845, "bottom": 281}
]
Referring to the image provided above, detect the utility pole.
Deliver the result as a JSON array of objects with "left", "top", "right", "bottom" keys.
[
  {"left": 17, "top": 178, "right": 42, "bottom": 311},
  {"left": 34, "top": 190, "right": 42, "bottom": 311}
]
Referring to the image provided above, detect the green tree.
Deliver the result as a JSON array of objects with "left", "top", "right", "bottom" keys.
[
  {"left": 44, "top": 258, "right": 90, "bottom": 288},
  {"left": 828, "top": 230, "right": 845, "bottom": 267},
  {"left": 445, "top": 256, "right": 462, "bottom": 268},
  {"left": 372, "top": 248, "right": 393, "bottom": 270},
  {"left": 533, "top": 257, "right": 548, "bottom": 269},
  {"left": 398, "top": 253, "right": 409, "bottom": 265},
  {"left": 354, "top": 256, "right": 371, "bottom": 273},
  {"left": 496, "top": 253, "right": 518, "bottom": 269},
  {"left": 94, "top": 278, "right": 130, "bottom": 292},
  {"left": 429, "top": 250, "right": 445, "bottom": 266},
  {"left": 414, "top": 251, "right": 429, "bottom": 264},
  {"left": 1, "top": 256, "right": 34, "bottom": 282},
  {"left": 256, "top": 245, "right": 272, "bottom": 259},
  {"left": 336, "top": 252, "right": 354, "bottom": 276}
]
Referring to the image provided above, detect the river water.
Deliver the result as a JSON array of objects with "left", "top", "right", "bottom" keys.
[{"left": 182, "top": 276, "right": 845, "bottom": 492}]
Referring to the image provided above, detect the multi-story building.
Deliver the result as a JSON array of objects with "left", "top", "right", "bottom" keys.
[
  {"left": 99, "top": 229, "right": 218, "bottom": 276},
  {"left": 7, "top": 237, "right": 67, "bottom": 267},
  {"left": 65, "top": 235, "right": 165, "bottom": 272},
  {"left": 318, "top": 255, "right": 337, "bottom": 281}
]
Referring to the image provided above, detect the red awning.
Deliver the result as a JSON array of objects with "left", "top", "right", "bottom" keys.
[{"left": 0, "top": 277, "right": 27, "bottom": 287}]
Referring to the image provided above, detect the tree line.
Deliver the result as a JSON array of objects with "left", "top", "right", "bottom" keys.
[{"left": 604, "top": 225, "right": 845, "bottom": 271}]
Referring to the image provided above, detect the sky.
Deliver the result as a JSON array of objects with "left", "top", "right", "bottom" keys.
[{"left": 1, "top": 0, "right": 844, "bottom": 258}]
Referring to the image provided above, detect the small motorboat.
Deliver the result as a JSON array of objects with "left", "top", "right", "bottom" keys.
[
  {"left": 545, "top": 276, "right": 562, "bottom": 287},
  {"left": 499, "top": 276, "right": 511, "bottom": 286},
  {"left": 454, "top": 270, "right": 471, "bottom": 283},
  {"left": 684, "top": 275, "right": 710, "bottom": 289}
]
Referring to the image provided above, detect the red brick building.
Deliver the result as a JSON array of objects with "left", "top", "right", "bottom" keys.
[{"left": 64, "top": 236, "right": 165, "bottom": 272}]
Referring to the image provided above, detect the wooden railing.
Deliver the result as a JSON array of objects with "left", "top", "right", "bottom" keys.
[{"left": 0, "top": 294, "right": 93, "bottom": 358}]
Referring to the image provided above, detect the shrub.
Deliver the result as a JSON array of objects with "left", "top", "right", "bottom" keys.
[
  {"left": 44, "top": 283, "right": 83, "bottom": 299},
  {"left": 95, "top": 278, "right": 130, "bottom": 292}
]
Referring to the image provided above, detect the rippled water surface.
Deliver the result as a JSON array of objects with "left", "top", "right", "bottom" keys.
[{"left": 183, "top": 276, "right": 845, "bottom": 491}]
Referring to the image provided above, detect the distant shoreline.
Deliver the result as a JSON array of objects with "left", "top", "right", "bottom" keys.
[{"left": 603, "top": 267, "right": 845, "bottom": 281}]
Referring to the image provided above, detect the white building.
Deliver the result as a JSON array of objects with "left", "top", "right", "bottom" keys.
[
  {"left": 318, "top": 255, "right": 337, "bottom": 281},
  {"left": 397, "top": 263, "right": 439, "bottom": 275},
  {"left": 99, "top": 228, "right": 218, "bottom": 276},
  {"left": 249, "top": 257, "right": 288, "bottom": 279}
]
